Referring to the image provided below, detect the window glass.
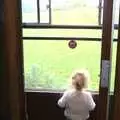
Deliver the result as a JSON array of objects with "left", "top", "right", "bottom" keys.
[
  {"left": 22, "top": 0, "right": 37, "bottom": 23},
  {"left": 22, "top": 0, "right": 99, "bottom": 25},
  {"left": 100, "top": 0, "right": 119, "bottom": 25},
  {"left": 51, "top": 0, "right": 99, "bottom": 25},
  {"left": 23, "top": 40, "right": 101, "bottom": 91}
]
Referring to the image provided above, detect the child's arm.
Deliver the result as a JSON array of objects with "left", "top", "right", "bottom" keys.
[
  {"left": 58, "top": 91, "right": 68, "bottom": 108},
  {"left": 87, "top": 92, "right": 96, "bottom": 111}
]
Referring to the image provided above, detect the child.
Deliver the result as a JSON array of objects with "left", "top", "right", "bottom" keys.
[{"left": 57, "top": 69, "right": 96, "bottom": 120}]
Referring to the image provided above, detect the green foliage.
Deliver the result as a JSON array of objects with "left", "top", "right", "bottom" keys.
[
  {"left": 24, "top": 41, "right": 116, "bottom": 91},
  {"left": 23, "top": 6, "right": 117, "bottom": 91}
]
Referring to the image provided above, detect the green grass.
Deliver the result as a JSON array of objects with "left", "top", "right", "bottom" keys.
[
  {"left": 23, "top": 7, "right": 117, "bottom": 91},
  {"left": 23, "top": 41, "right": 117, "bottom": 91}
]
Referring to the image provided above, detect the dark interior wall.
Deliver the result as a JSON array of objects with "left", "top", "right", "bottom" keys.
[
  {"left": 26, "top": 92, "right": 113, "bottom": 120},
  {"left": 26, "top": 92, "right": 98, "bottom": 120},
  {"left": 0, "top": 0, "right": 10, "bottom": 120}
]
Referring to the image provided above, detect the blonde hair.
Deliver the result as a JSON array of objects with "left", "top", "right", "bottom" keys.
[{"left": 70, "top": 69, "right": 90, "bottom": 91}]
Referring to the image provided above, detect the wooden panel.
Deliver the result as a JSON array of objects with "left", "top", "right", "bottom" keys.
[
  {"left": 26, "top": 92, "right": 114, "bottom": 120},
  {"left": 97, "top": 0, "right": 115, "bottom": 120},
  {"left": 113, "top": 4, "right": 120, "bottom": 120},
  {"left": 0, "top": 0, "right": 10, "bottom": 120},
  {"left": 26, "top": 92, "right": 98, "bottom": 120},
  {"left": 3, "top": 0, "right": 25, "bottom": 120}
]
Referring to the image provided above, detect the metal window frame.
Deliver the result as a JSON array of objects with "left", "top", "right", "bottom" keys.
[
  {"left": 22, "top": 23, "right": 118, "bottom": 41},
  {"left": 36, "top": 0, "right": 51, "bottom": 25},
  {"left": 98, "top": 0, "right": 103, "bottom": 25},
  {"left": 22, "top": 0, "right": 119, "bottom": 27}
]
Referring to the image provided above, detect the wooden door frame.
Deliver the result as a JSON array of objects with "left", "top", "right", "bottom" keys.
[
  {"left": 2, "top": 0, "right": 118, "bottom": 120},
  {"left": 113, "top": 3, "right": 120, "bottom": 120},
  {"left": 0, "top": 0, "right": 10, "bottom": 119},
  {"left": 3, "top": 0, "right": 25, "bottom": 120},
  {"left": 97, "top": 0, "right": 115, "bottom": 120}
]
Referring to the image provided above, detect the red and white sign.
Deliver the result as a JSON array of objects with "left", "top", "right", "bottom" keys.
[{"left": 68, "top": 40, "right": 77, "bottom": 49}]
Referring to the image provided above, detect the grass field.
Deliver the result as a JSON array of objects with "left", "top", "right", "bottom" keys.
[{"left": 23, "top": 7, "right": 117, "bottom": 91}]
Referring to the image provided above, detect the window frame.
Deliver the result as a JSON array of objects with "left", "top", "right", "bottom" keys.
[{"left": 22, "top": 0, "right": 118, "bottom": 92}]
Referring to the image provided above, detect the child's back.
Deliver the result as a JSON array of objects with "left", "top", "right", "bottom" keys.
[
  {"left": 58, "top": 69, "right": 96, "bottom": 120},
  {"left": 58, "top": 89, "right": 95, "bottom": 120}
]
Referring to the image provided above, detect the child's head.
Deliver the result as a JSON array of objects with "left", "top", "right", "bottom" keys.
[{"left": 70, "top": 69, "right": 90, "bottom": 91}]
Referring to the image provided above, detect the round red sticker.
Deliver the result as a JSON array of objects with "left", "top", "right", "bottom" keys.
[{"left": 68, "top": 40, "right": 77, "bottom": 49}]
